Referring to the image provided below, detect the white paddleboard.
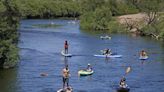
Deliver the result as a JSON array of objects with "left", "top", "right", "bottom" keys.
[
  {"left": 57, "top": 87, "right": 73, "bottom": 92},
  {"left": 57, "top": 89, "right": 63, "bottom": 92},
  {"left": 61, "top": 50, "right": 72, "bottom": 57},
  {"left": 139, "top": 56, "right": 148, "bottom": 60},
  {"left": 94, "top": 54, "right": 122, "bottom": 58}
]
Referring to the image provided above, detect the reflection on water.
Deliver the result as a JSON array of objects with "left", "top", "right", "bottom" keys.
[{"left": 0, "top": 68, "right": 17, "bottom": 92}]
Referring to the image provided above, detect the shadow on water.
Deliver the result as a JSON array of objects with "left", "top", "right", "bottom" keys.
[{"left": 0, "top": 68, "right": 18, "bottom": 92}]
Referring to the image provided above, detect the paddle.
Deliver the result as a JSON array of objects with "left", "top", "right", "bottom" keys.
[{"left": 125, "top": 66, "right": 131, "bottom": 76}]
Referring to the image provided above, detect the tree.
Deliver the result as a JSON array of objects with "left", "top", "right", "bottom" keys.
[
  {"left": 0, "top": 0, "right": 20, "bottom": 68},
  {"left": 138, "top": 0, "right": 163, "bottom": 25}
]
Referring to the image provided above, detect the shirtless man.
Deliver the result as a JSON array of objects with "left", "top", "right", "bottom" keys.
[{"left": 62, "top": 65, "right": 70, "bottom": 88}]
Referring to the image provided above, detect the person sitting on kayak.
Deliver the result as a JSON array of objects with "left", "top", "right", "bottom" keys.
[
  {"left": 140, "top": 50, "right": 147, "bottom": 57},
  {"left": 62, "top": 65, "right": 70, "bottom": 88},
  {"left": 86, "top": 63, "right": 92, "bottom": 72},
  {"left": 64, "top": 40, "right": 69, "bottom": 54},
  {"left": 119, "top": 77, "right": 127, "bottom": 88}
]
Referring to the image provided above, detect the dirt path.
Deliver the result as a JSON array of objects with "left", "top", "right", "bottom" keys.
[
  {"left": 118, "top": 13, "right": 146, "bottom": 24},
  {"left": 117, "top": 13, "right": 147, "bottom": 32}
]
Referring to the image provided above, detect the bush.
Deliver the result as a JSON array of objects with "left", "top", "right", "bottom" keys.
[
  {"left": 116, "top": 1, "right": 139, "bottom": 15},
  {"left": 141, "top": 19, "right": 164, "bottom": 40},
  {"left": 0, "top": 40, "right": 19, "bottom": 68},
  {"left": 80, "top": 6, "right": 112, "bottom": 30},
  {"left": 0, "top": 0, "right": 20, "bottom": 68},
  {"left": 107, "top": 18, "right": 127, "bottom": 33},
  {"left": 80, "top": 12, "right": 96, "bottom": 30},
  {"left": 159, "top": 31, "right": 164, "bottom": 40}
]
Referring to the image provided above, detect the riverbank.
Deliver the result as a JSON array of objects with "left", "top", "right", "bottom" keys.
[
  {"left": 117, "top": 13, "right": 164, "bottom": 40},
  {"left": 117, "top": 13, "right": 147, "bottom": 33}
]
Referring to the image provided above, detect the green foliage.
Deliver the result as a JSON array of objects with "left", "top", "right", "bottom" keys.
[
  {"left": 0, "top": 40, "right": 19, "bottom": 68},
  {"left": 11, "top": 0, "right": 140, "bottom": 19},
  {"left": 80, "top": 6, "right": 112, "bottom": 30},
  {"left": 137, "top": 0, "right": 162, "bottom": 12},
  {"left": 116, "top": 1, "right": 139, "bottom": 15},
  {"left": 14, "top": 0, "right": 81, "bottom": 18},
  {"left": 141, "top": 17, "right": 164, "bottom": 40},
  {"left": 80, "top": 12, "right": 95, "bottom": 30},
  {"left": 154, "top": 19, "right": 164, "bottom": 40},
  {"left": 107, "top": 18, "right": 127, "bottom": 33},
  {"left": 159, "top": 31, "right": 164, "bottom": 40},
  {"left": 80, "top": 0, "right": 139, "bottom": 31},
  {"left": 79, "top": 0, "right": 106, "bottom": 13},
  {"left": 94, "top": 7, "right": 112, "bottom": 30},
  {"left": 0, "top": 0, "right": 20, "bottom": 68},
  {"left": 0, "top": 1, "right": 5, "bottom": 12},
  {"left": 80, "top": 0, "right": 163, "bottom": 40}
]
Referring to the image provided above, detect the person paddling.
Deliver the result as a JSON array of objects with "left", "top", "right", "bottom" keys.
[
  {"left": 86, "top": 63, "right": 92, "bottom": 72},
  {"left": 140, "top": 50, "right": 147, "bottom": 57},
  {"left": 64, "top": 40, "right": 69, "bottom": 54},
  {"left": 119, "top": 77, "right": 127, "bottom": 88},
  {"left": 62, "top": 65, "right": 70, "bottom": 89},
  {"left": 103, "top": 48, "right": 111, "bottom": 58}
]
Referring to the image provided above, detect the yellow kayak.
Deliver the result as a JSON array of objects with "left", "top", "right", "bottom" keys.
[{"left": 78, "top": 70, "right": 94, "bottom": 76}]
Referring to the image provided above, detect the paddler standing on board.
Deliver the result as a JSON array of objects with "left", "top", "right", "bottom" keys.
[
  {"left": 62, "top": 65, "right": 70, "bottom": 89},
  {"left": 64, "top": 40, "right": 69, "bottom": 54}
]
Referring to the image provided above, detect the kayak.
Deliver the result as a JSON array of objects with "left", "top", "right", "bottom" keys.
[
  {"left": 61, "top": 50, "right": 72, "bottom": 57},
  {"left": 57, "top": 87, "right": 73, "bottom": 92},
  {"left": 139, "top": 56, "right": 148, "bottom": 60},
  {"left": 78, "top": 70, "right": 94, "bottom": 76},
  {"left": 94, "top": 54, "right": 122, "bottom": 58},
  {"left": 100, "top": 36, "right": 111, "bottom": 39},
  {"left": 117, "top": 87, "right": 130, "bottom": 92},
  {"left": 117, "top": 84, "right": 130, "bottom": 92}
]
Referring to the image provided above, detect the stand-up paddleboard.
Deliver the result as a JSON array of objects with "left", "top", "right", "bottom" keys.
[
  {"left": 61, "top": 50, "right": 72, "bottom": 57},
  {"left": 57, "top": 87, "right": 73, "bottom": 92},
  {"left": 78, "top": 70, "right": 94, "bottom": 76},
  {"left": 94, "top": 54, "right": 122, "bottom": 58},
  {"left": 139, "top": 56, "right": 148, "bottom": 60}
]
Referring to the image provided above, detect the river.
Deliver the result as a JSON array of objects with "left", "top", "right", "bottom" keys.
[{"left": 0, "top": 19, "right": 164, "bottom": 92}]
